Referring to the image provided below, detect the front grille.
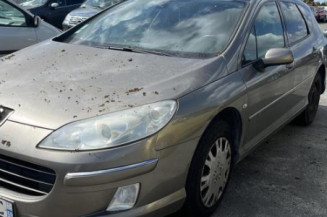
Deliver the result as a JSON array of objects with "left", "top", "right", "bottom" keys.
[
  {"left": 0, "top": 154, "right": 56, "bottom": 196},
  {"left": 69, "top": 16, "right": 88, "bottom": 25}
]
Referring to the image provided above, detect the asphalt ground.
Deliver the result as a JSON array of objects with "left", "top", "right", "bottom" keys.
[{"left": 170, "top": 23, "right": 327, "bottom": 217}]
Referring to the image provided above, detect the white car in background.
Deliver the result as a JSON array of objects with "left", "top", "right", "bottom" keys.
[
  {"left": 62, "top": 0, "right": 123, "bottom": 30},
  {"left": 0, "top": 0, "right": 60, "bottom": 57}
]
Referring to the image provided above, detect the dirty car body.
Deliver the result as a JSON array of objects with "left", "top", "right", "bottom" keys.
[{"left": 0, "top": 0, "right": 326, "bottom": 216}]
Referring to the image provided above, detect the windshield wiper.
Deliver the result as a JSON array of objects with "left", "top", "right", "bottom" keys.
[{"left": 98, "top": 45, "right": 171, "bottom": 56}]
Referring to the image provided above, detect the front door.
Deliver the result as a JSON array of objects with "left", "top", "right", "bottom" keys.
[
  {"left": 239, "top": 1, "right": 295, "bottom": 152},
  {"left": 280, "top": 2, "right": 320, "bottom": 107}
]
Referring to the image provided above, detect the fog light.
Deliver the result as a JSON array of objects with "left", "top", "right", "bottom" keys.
[{"left": 107, "top": 183, "right": 140, "bottom": 212}]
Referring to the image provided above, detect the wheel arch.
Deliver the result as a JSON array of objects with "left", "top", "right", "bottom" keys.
[{"left": 198, "top": 107, "right": 243, "bottom": 165}]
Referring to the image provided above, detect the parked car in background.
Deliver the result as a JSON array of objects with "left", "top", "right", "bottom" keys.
[
  {"left": 18, "top": 0, "right": 84, "bottom": 28},
  {"left": 310, "top": 6, "right": 318, "bottom": 20},
  {"left": 0, "top": 0, "right": 60, "bottom": 57},
  {"left": 0, "top": 0, "right": 325, "bottom": 216},
  {"left": 62, "top": 0, "right": 123, "bottom": 30},
  {"left": 317, "top": 6, "right": 327, "bottom": 22}
]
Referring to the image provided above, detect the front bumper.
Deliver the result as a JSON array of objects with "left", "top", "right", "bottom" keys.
[{"left": 0, "top": 120, "right": 197, "bottom": 217}]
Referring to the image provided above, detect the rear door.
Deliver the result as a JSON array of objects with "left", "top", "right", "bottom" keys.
[
  {"left": 279, "top": 2, "right": 320, "bottom": 106},
  {"left": 0, "top": 0, "right": 37, "bottom": 56},
  {"left": 239, "top": 1, "right": 295, "bottom": 152}
]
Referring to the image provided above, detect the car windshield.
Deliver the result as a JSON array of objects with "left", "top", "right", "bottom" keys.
[
  {"left": 81, "top": 0, "right": 123, "bottom": 9},
  {"left": 61, "top": 0, "right": 246, "bottom": 58},
  {"left": 19, "top": 0, "right": 47, "bottom": 8}
]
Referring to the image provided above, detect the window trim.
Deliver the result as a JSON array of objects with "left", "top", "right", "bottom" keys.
[
  {"left": 241, "top": 0, "right": 286, "bottom": 67},
  {"left": 279, "top": 1, "right": 311, "bottom": 47}
]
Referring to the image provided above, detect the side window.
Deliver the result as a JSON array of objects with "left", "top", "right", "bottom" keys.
[
  {"left": 0, "top": 0, "right": 26, "bottom": 26},
  {"left": 298, "top": 4, "right": 314, "bottom": 33},
  {"left": 242, "top": 2, "right": 284, "bottom": 64},
  {"left": 280, "top": 2, "right": 308, "bottom": 44},
  {"left": 255, "top": 2, "right": 284, "bottom": 58},
  {"left": 243, "top": 27, "right": 257, "bottom": 64}
]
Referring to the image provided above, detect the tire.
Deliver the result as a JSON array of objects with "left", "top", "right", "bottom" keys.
[
  {"left": 295, "top": 73, "right": 322, "bottom": 126},
  {"left": 183, "top": 120, "right": 233, "bottom": 217}
]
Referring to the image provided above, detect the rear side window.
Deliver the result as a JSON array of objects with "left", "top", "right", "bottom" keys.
[
  {"left": 298, "top": 4, "right": 312, "bottom": 26},
  {"left": 298, "top": 4, "right": 320, "bottom": 34},
  {"left": 280, "top": 2, "right": 309, "bottom": 44}
]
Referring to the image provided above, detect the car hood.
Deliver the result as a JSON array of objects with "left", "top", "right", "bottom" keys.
[
  {"left": 0, "top": 41, "right": 228, "bottom": 130},
  {"left": 69, "top": 7, "right": 99, "bottom": 18}
]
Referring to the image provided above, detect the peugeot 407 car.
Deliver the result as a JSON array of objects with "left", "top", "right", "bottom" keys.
[{"left": 0, "top": 0, "right": 326, "bottom": 216}]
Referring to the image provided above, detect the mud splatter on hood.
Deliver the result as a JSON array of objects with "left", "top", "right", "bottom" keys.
[{"left": 0, "top": 40, "right": 227, "bottom": 129}]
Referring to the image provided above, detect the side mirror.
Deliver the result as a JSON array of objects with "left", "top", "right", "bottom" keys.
[
  {"left": 323, "top": 29, "right": 327, "bottom": 38},
  {"left": 253, "top": 48, "right": 294, "bottom": 72},
  {"left": 50, "top": 2, "right": 59, "bottom": 8},
  {"left": 33, "top": 16, "right": 40, "bottom": 27}
]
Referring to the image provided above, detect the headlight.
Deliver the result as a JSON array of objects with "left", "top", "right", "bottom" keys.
[
  {"left": 38, "top": 100, "right": 177, "bottom": 151},
  {"left": 63, "top": 14, "right": 72, "bottom": 24}
]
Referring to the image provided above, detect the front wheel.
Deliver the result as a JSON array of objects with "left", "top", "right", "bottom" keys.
[
  {"left": 184, "top": 121, "right": 233, "bottom": 216},
  {"left": 295, "top": 73, "right": 321, "bottom": 126}
]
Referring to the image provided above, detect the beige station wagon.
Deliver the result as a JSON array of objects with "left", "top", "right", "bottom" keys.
[{"left": 0, "top": 0, "right": 325, "bottom": 216}]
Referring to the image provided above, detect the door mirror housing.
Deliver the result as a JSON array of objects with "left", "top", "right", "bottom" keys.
[
  {"left": 253, "top": 48, "right": 294, "bottom": 72},
  {"left": 50, "top": 2, "right": 59, "bottom": 8},
  {"left": 323, "top": 29, "right": 327, "bottom": 38},
  {"left": 33, "top": 16, "right": 40, "bottom": 27}
]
